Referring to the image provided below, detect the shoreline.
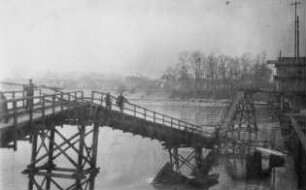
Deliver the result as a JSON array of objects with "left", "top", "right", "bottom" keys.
[
  {"left": 128, "top": 97, "right": 268, "bottom": 107},
  {"left": 128, "top": 97, "right": 229, "bottom": 106}
]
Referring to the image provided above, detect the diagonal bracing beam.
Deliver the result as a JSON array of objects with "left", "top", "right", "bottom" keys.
[{"left": 24, "top": 123, "right": 100, "bottom": 190}]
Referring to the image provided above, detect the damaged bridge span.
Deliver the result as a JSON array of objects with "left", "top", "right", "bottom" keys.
[{"left": 0, "top": 90, "right": 220, "bottom": 190}]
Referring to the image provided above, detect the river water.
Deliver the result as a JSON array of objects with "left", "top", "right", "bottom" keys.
[{"left": 0, "top": 100, "right": 298, "bottom": 190}]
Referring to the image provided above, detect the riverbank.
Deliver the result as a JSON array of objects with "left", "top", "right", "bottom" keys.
[{"left": 125, "top": 90, "right": 269, "bottom": 106}]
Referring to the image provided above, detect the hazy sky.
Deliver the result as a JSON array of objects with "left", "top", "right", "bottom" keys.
[{"left": 0, "top": 0, "right": 305, "bottom": 80}]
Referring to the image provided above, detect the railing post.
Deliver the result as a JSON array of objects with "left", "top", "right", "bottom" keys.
[
  {"left": 100, "top": 93, "right": 103, "bottom": 105},
  {"left": 171, "top": 118, "right": 173, "bottom": 127},
  {"left": 134, "top": 106, "right": 136, "bottom": 117},
  {"left": 163, "top": 115, "right": 165, "bottom": 125},
  {"left": 60, "top": 93, "right": 64, "bottom": 112},
  {"left": 42, "top": 96, "right": 45, "bottom": 118},
  {"left": 22, "top": 91, "right": 25, "bottom": 108},
  {"left": 52, "top": 95, "right": 55, "bottom": 114},
  {"left": 81, "top": 91, "right": 84, "bottom": 101},
  {"left": 91, "top": 91, "right": 94, "bottom": 104},
  {"left": 90, "top": 91, "right": 94, "bottom": 117},
  {"left": 144, "top": 108, "right": 146, "bottom": 119},
  {"left": 13, "top": 100, "right": 18, "bottom": 151},
  {"left": 68, "top": 93, "right": 71, "bottom": 110},
  {"left": 178, "top": 121, "right": 181, "bottom": 130},
  {"left": 12, "top": 91, "right": 15, "bottom": 100},
  {"left": 38, "top": 89, "right": 42, "bottom": 105},
  {"left": 153, "top": 112, "right": 156, "bottom": 122}
]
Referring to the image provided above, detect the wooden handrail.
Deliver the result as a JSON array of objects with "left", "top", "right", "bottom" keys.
[
  {"left": 90, "top": 91, "right": 209, "bottom": 135},
  {"left": 2, "top": 89, "right": 41, "bottom": 98},
  {"left": 2, "top": 90, "right": 216, "bottom": 138},
  {"left": 42, "top": 96, "right": 45, "bottom": 118},
  {"left": 3, "top": 91, "right": 83, "bottom": 114}
]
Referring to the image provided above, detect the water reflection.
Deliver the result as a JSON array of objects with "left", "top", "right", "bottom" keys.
[
  {"left": 152, "top": 151, "right": 220, "bottom": 190},
  {"left": 25, "top": 174, "right": 98, "bottom": 190}
]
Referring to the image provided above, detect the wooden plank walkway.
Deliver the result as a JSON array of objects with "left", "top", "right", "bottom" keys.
[
  {"left": 0, "top": 90, "right": 217, "bottom": 149},
  {"left": 1, "top": 103, "right": 62, "bottom": 129}
]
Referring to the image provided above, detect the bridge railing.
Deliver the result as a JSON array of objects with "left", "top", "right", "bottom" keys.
[
  {"left": 2, "top": 89, "right": 42, "bottom": 100},
  {"left": 1, "top": 91, "right": 85, "bottom": 150},
  {"left": 1, "top": 88, "right": 81, "bottom": 111},
  {"left": 90, "top": 91, "right": 212, "bottom": 136},
  {"left": 1, "top": 89, "right": 213, "bottom": 137},
  {"left": 46, "top": 91, "right": 84, "bottom": 103},
  {"left": 1, "top": 91, "right": 85, "bottom": 124},
  {"left": 2, "top": 89, "right": 43, "bottom": 108}
]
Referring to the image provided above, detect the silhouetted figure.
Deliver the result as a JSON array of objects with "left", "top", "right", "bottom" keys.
[
  {"left": 105, "top": 92, "right": 112, "bottom": 110},
  {"left": 116, "top": 93, "right": 128, "bottom": 112},
  {"left": 24, "top": 79, "right": 34, "bottom": 110},
  {"left": 0, "top": 92, "right": 9, "bottom": 123}
]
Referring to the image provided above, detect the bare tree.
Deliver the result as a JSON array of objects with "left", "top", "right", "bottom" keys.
[
  {"left": 240, "top": 53, "right": 253, "bottom": 87},
  {"left": 161, "top": 51, "right": 273, "bottom": 99},
  {"left": 176, "top": 52, "right": 191, "bottom": 90},
  {"left": 190, "top": 51, "right": 204, "bottom": 93},
  {"left": 161, "top": 66, "right": 177, "bottom": 90},
  {"left": 206, "top": 54, "right": 218, "bottom": 91},
  {"left": 252, "top": 51, "right": 271, "bottom": 88},
  {"left": 218, "top": 55, "right": 230, "bottom": 90}
]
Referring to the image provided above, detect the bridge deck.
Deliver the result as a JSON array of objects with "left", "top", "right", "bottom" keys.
[
  {"left": 0, "top": 90, "right": 216, "bottom": 150},
  {"left": 0, "top": 103, "right": 67, "bottom": 130}
]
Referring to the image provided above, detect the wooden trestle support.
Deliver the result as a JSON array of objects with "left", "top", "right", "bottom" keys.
[
  {"left": 22, "top": 123, "right": 100, "bottom": 190},
  {"left": 224, "top": 91, "right": 258, "bottom": 157},
  {"left": 167, "top": 145, "right": 208, "bottom": 177}
]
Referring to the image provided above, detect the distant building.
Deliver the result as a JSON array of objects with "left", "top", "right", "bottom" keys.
[{"left": 268, "top": 56, "right": 306, "bottom": 111}]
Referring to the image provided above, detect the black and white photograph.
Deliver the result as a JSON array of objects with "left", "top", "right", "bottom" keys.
[{"left": 0, "top": 0, "right": 305, "bottom": 189}]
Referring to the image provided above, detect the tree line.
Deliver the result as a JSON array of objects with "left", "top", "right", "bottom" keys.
[{"left": 161, "top": 51, "right": 273, "bottom": 99}]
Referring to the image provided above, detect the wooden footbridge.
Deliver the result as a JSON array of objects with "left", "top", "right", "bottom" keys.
[
  {"left": 0, "top": 90, "right": 215, "bottom": 149},
  {"left": 0, "top": 89, "right": 218, "bottom": 190},
  {"left": 0, "top": 87, "right": 270, "bottom": 190}
]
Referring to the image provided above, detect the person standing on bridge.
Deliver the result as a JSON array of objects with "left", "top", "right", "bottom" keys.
[
  {"left": 116, "top": 93, "right": 128, "bottom": 112},
  {"left": 23, "top": 79, "right": 34, "bottom": 111},
  {"left": 105, "top": 92, "right": 112, "bottom": 110}
]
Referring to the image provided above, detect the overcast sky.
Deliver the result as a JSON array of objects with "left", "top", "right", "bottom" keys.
[{"left": 0, "top": 0, "right": 305, "bottom": 80}]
